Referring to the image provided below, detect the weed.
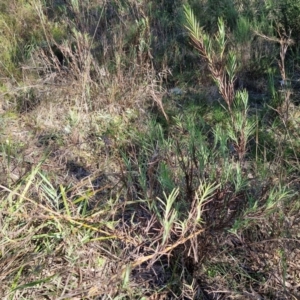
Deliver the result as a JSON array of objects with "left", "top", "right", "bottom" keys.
[{"left": 1, "top": 0, "right": 300, "bottom": 299}]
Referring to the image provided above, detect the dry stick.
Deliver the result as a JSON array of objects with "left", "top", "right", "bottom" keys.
[
  {"left": 255, "top": 29, "right": 294, "bottom": 124},
  {"left": 131, "top": 228, "right": 204, "bottom": 268},
  {"left": 107, "top": 227, "right": 205, "bottom": 286},
  {"left": 254, "top": 29, "right": 294, "bottom": 82},
  {"left": 150, "top": 89, "right": 169, "bottom": 122}
]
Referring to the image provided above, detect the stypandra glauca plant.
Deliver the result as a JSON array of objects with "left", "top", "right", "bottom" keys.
[{"left": 183, "top": 5, "right": 255, "bottom": 160}]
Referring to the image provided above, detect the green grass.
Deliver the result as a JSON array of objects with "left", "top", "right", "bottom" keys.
[{"left": 0, "top": 0, "right": 300, "bottom": 299}]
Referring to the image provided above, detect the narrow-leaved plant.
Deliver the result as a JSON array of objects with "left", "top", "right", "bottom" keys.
[{"left": 183, "top": 5, "right": 255, "bottom": 160}]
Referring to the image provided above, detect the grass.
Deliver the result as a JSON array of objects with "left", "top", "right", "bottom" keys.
[{"left": 0, "top": 0, "right": 300, "bottom": 299}]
